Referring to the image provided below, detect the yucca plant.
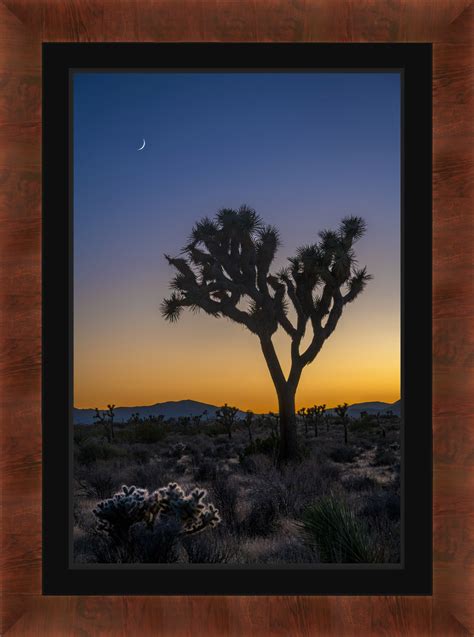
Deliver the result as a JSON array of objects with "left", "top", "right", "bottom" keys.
[
  {"left": 300, "top": 495, "right": 380, "bottom": 563},
  {"left": 162, "top": 206, "right": 371, "bottom": 462}
]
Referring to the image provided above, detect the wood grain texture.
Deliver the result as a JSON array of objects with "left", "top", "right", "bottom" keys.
[{"left": 1, "top": 0, "right": 473, "bottom": 635}]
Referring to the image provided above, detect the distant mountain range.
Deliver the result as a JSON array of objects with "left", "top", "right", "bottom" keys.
[
  {"left": 73, "top": 399, "right": 400, "bottom": 425},
  {"left": 335, "top": 400, "right": 401, "bottom": 419}
]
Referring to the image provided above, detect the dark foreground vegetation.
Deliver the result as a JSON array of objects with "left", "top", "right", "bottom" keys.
[{"left": 73, "top": 408, "right": 401, "bottom": 565}]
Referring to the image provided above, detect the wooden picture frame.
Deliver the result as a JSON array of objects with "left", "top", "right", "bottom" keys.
[{"left": 1, "top": 1, "right": 472, "bottom": 634}]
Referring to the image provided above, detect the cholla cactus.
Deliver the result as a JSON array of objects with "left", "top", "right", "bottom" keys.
[
  {"left": 93, "top": 485, "right": 149, "bottom": 540},
  {"left": 155, "top": 483, "right": 220, "bottom": 535},
  {"left": 93, "top": 482, "right": 220, "bottom": 541}
]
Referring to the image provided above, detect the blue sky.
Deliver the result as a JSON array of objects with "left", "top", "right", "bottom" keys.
[{"left": 73, "top": 72, "right": 400, "bottom": 409}]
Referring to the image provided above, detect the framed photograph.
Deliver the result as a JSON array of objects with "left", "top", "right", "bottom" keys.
[{"left": 42, "top": 42, "right": 432, "bottom": 596}]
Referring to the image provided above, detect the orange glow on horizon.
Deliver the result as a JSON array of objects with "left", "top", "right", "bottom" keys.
[{"left": 74, "top": 296, "right": 400, "bottom": 412}]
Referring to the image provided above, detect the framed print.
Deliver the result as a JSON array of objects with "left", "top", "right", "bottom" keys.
[
  {"left": 42, "top": 42, "right": 432, "bottom": 596},
  {"left": 3, "top": 1, "right": 473, "bottom": 634}
]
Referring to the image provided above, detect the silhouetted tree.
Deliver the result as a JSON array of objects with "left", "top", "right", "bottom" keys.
[
  {"left": 216, "top": 403, "right": 239, "bottom": 439},
  {"left": 162, "top": 206, "right": 371, "bottom": 462},
  {"left": 297, "top": 407, "right": 309, "bottom": 437},
  {"left": 94, "top": 404, "right": 116, "bottom": 442},
  {"left": 244, "top": 410, "right": 254, "bottom": 443},
  {"left": 335, "top": 402, "right": 350, "bottom": 444}
]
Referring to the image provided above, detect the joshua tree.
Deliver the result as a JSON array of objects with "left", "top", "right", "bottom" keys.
[
  {"left": 335, "top": 402, "right": 350, "bottom": 444},
  {"left": 297, "top": 407, "right": 309, "bottom": 437},
  {"left": 244, "top": 410, "right": 254, "bottom": 444},
  {"left": 376, "top": 412, "right": 386, "bottom": 438},
  {"left": 216, "top": 403, "right": 239, "bottom": 439},
  {"left": 314, "top": 404, "right": 326, "bottom": 437},
  {"left": 94, "top": 404, "right": 116, "bottom": 442},
  {"left": 162, "top": 206, "right": 371, "bottom": 462}
]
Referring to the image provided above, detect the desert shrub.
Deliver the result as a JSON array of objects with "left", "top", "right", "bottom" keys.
[
  {"left": 76, "top": 439, "right": 125, "bottom": 466},
  {"left": 342, "top": 475, "right": 378, "bottom": 492},
  {"left": 239, "top": 454, "right": 258, "bottom": 474},
  {"left": 300, "top": 495, "right": 381, "bottom": 563},
  {"left": 76, "top": 463, "right": 119, "bottom": 499},
  {"left": 362, "top": 490, "right": 400, "bottom": 521},
  {"left": 194, "top": 458, "right": 217, "bottom": 482},
  {"left": 329, "top": 446, "right": 358, "bottom": 464},
  {"left": 134, "top": 421, "right": 167, "bottom": 444},
  {"left": 167, "top": 442, "right": 188, "bottom": 458},
  {"left": 213, "top": 443, "right": 232, "bottom": 459},
  {"left": 204, "top": 422, "right": 228, "bottom": 437},
  {"left": 128, "top": 518, "right": 181, "bottom": 563},
  {"left": 318, "top": 462, "right": 342, "bottom": 482},
  {"left": 253, "top": 457, "right": 328, "bottom": 518},
  {"left": 209, "top": 472, "right": 239, "bottom": 533},
  {"left": 174, "top": 462, "right": 187, "bottom": 475},
  {"left": 257, "top": 536, "right": 318, "bottom": 565},
  {"left": 372, "top": 446, "right": 397, "bottom": 466},
  {"left": 123, "top": 462, "right": 166, "bottom": 492},
  {"left": 242, "top": 495, "right": 279, "bottom": 537},
  {"left": 129, "top": 444, "right": 155, "bottom": 465},
  {"left": 182, "top": 530, "right": 237, "bottom": 563},
  {"left": 349, "top": 418, "right": 377, "bottom": 434},
  {"left": 241, "top": 433, "right": 279, "bottom": 460}
]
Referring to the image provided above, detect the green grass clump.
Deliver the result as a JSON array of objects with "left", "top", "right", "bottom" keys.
[{"left": 300, "top": 495, "right": 380, "bottom": 563}]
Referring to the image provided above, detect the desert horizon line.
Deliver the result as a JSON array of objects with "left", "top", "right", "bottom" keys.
[{"left": 74, "top": 395, "right": 401, "bottom": 413}]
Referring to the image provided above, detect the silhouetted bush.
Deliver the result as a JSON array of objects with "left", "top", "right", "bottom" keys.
[
  {"left": 182, "top": 531, "right": 237, "bottom": 563},
  {"left": 342, "top": 475, "right": 378, "bottom": 492},
  {"left": 210, "top": 472, "right": 239, "bottom": 533},
  {"left": 329, "top": 446, "right": 357, "bottom": 464},
  {"left": 362, "top": 491, "right": 400, "bottom": 521},
  {"left": 372, "top": 446, "right": 397, "bottom": 466},
  {"left": 300, "top": 495, "right": 380, "bottom": 563},
  {"left": 242, "top": 495, "right": 279, "bottom": 537},
  {"left": 134, "top": 421, "right": 167, "bottom": 444},
  {"left": 76, "top": 440, "right": 125, "bottom": 466},
  {"left": 194, "top": 458, "right": 217, "bottom": 483}
]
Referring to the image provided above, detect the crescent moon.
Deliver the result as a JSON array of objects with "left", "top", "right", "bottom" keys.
[{"left": 138, "top": 138, "right": 146, "bottom": 151}]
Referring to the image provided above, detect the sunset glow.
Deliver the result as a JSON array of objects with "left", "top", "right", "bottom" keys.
[{"left": 74, "top": 72, "right": 400, "bottom": 411}]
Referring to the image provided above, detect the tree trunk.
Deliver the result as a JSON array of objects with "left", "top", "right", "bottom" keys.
[{"left": 277, "top": 386, "right": 298, "bottom": 463}]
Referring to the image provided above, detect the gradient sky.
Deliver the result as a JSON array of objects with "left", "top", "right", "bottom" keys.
[{"left": 74, "top": 72, "right": 400, "bottom": 411}]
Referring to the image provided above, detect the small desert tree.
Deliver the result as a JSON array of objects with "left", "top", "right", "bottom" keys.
[
  {"left": 297, "top": 407, "right": 309, "bottom": 437},
  {"left": 216, "top": 403, "right": 239, "bottom": 439},
  {"left": 244, "top": 410, "right": 254, "bottom": 444},
  {"left": 162, "top": 206, "right": 371, "bottom": 462},
  {"left": 94, "top": 404, "right": 116, "bottom": 442},
  {"left": 335, "top": 402, "right": 350, "bottom": 444}
]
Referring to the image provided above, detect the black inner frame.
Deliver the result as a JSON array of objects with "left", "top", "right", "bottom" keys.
[{"left": 43, "top": 43, "right": 432, "bottom": 595}]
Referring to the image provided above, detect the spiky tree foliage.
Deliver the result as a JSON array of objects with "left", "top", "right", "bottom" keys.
[
  {"left": 311, "top": 404, "right": 326, "bottom": 438},
  {"left": 244, "top": 410, "right": 254, "bottom": 443},
  {"left": 216, "top": 403, "right": 239, "bottom": 439},
  {"left": 297, "top": 407, "right": 309, "bottom": 437},
  {"left": 335, "top": 402, "right": 350, "bottom": 444},
  {"left": 162, "top": 206, "right": 371, "bottom": 462},
  {"left": 93, "top": 483, "right": 220, "bottom": 543},
  {"left": 93, "top": 404, "right": 116, "bottom": 443},
  {"left": 375, "top": 412, "right": 386, "bottom": 438}
]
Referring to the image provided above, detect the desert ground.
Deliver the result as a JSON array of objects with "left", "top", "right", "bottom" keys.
[{"left": 73, "top": 410, "right": 400, "bottom": 565}]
